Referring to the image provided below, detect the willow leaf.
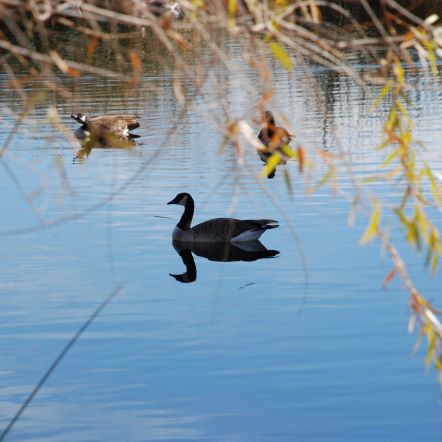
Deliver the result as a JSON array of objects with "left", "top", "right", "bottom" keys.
[
  {"left": 269, "top": 41, "right": 294, "bottom": 71},
  {"left": 359, "top": 204, "right": 381, "bottom": 244},
  {"left": 260, "top": 153, "right": 281, "bottom": 178},
  {"left": 369, "top": 79, "right": 393, "bottom": 112}
]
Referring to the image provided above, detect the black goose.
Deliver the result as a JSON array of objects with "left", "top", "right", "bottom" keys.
[
  {"left": 70, "top": 113, "right": 140, "bottom": 139},
  {"left": 167, "top": 193, "right": 279, "bottom": 243},
  {"left": 257, "top": 110, "right": 293, "bottom": 178}
]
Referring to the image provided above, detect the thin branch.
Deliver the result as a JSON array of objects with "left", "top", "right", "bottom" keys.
[{"left": 0, "top": 283, "right": 124, "bottom": 442}]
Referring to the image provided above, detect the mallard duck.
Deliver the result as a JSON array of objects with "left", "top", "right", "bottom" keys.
[
  {"left": 257, "top": 110, "right": 293, "bottom": 178},
  {"left": 167, "top": 193, "right": 279, "bottom": 242},
  {"left": 258, "top": 110, "right": 293, "bottom": 147}
]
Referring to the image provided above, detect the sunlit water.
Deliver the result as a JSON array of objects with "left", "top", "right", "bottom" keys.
[{"left": 0, "top": 34, "right": 442, "bottom": 441}]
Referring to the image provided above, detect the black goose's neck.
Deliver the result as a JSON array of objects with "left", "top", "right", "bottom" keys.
[{"left": 177, "top": 196, "right": 194, "bottom": 230}]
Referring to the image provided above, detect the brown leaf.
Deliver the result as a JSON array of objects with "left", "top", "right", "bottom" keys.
[
  {"left": 383, "top": 269, "right": 396, "bottom": 288},
  {"left": 85, "top": 35, "right": 99, "bottom": 63},
  {"left": 297, "top": 145, "right": 305, "bottom": 173},
  {"left": 129, "top": 51, "right": 142, "bottom": 84}
]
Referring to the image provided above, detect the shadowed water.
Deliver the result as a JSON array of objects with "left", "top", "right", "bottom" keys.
[{"left": 0, "top": 32, "right": 442, "bottom": 441}]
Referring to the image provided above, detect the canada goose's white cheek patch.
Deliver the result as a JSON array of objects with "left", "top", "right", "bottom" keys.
[
  {"left": 80, "top": 115, "right": 86, "bottom": 122},
  {"left": 179, "top": 196, "right": 188, "bottom": 205}
]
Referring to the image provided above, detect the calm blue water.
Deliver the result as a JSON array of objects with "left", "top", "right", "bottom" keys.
[{"left": 0, "top": 38, "right": 442, "bottom": 441}]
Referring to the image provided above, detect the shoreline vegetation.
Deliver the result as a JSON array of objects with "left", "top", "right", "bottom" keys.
[{"left": 1, "top": 0, "right": 442, "bottom": 379}]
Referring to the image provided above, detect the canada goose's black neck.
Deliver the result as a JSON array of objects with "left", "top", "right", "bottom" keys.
[{"left": 177, "top": 196, "right": 194, "bottom": 230}]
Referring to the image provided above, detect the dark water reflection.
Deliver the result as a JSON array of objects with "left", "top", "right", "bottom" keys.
[
  {"left": 1, "top": 30, "right": 442, "bottom": 441},
  {"left": 171, "top": 240, "right": 279, "bottom": 283}
]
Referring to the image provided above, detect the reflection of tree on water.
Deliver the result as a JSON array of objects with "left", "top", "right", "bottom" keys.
[{"left": 170, "top": 239, "right": 279, "bottom": 283}]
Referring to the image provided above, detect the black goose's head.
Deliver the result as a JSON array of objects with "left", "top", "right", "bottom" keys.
[
  {"left": 167, "top": 192, "right": 192, "bottom": 206},
  {"left": 264, "top": 110, "right": 275, "bottom": 126},
  {"left": 71, "top": 113, "right": 88, "bottom": 124}
]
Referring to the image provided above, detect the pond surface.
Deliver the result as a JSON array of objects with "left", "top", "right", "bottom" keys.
[{"left": 0, "top": 33, "right": 442, "bottom": 441}]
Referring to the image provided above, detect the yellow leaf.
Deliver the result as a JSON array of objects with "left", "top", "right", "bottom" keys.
[
  {"left": 280, "top": 144, "right": 296, "bottom": 158},
  {"left": 414, "top": 205, "right": 429, "bottom": 243},
  {"left": 359, "top": 204, "right": 381, "bottom": 244},
  {"left": 260, "top": 153, "right": 282, "bottom": 178},
  {"left": 406, "top": 223, "right": 421, "bottom": 250},
  {"left": 283, "top": 168, "right": 293, "bottom": 196},
  {"left": 228, "top": 0, "right": 237, "bottom": 15},
  {"left": 382, "top": 148, "right": 399, "bottom": 167},
  {"left": 192, "top": 0, "right": 205, "bottom": 8},
  {"left": 424, "top": 165, "right": 441, "bottom": 206},
  {"left": 394, "top": 208, "right": 409, "bottom": 227},
  {"left": 431, "top": 254, "right": 439, "bottom": 274},
  {"left": 385, "top": 107, "right": 398, "bottom": 132},
  {"left": 369, "top": 79, "right": 393, "bottom": 112},
  {"left": 423, "top": 40, "right": 439, "bottom": 77},
  {"left": 395, "top": 99, "right": 413, "bottom": 128},
  {"left": 393, "top": 61, "right": 405, "bottom": 86},
  {"left": 425, "top": 320, "right": 436, "bottom": 366},
  {"left": 378, "top": 138, "right": 391, "bottom": 150},
  {"left": 269, "top": 41, "right": 294, "bottom": 71}
]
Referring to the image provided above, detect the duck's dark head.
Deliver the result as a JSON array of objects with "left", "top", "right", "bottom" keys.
[
  {"left": 167, "top": 192, "right": 192, "bottom": 206},
  {"left": 264, "top": 110, "right": 275, "bottom": 126},
  {"left": 71, "top": 113, "right": 88, "bottom": 124}
]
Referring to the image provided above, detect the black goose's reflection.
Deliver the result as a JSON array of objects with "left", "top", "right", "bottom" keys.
[{"left": 170, "top": 240, "right": 280, "bottom": 283}]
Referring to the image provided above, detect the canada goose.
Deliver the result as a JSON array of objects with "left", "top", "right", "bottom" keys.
[
  {"left": 170, "top": 240, "right": 279, "bottom": 283},
  {"left": 167, "top": 193, "right": 279, "bottom": 242},
  {"left": 70, "top": 113, "right": 140, "bottom": 139},
  {"left": 257, "top": 110, "right": 292, "bottom": 178}
]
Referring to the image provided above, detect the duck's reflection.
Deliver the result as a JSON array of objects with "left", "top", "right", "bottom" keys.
[
  {"left": 170, "top": 240, "right": 280, "bottom": 283},
  {"left": 73, "top": 130, "right": 139, "bottom": 161}
]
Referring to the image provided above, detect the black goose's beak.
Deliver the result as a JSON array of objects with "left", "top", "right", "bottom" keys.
[{"left": 167, "top": 199, "right": 174, "bottom": 205}]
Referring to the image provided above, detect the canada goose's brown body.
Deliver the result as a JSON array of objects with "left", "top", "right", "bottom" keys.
[
  {"left": 71, "top": 113, "right": 140, "bottom": 139},
  {"left": 168, "top": 193, "right": 279, "bottom": 243}
]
